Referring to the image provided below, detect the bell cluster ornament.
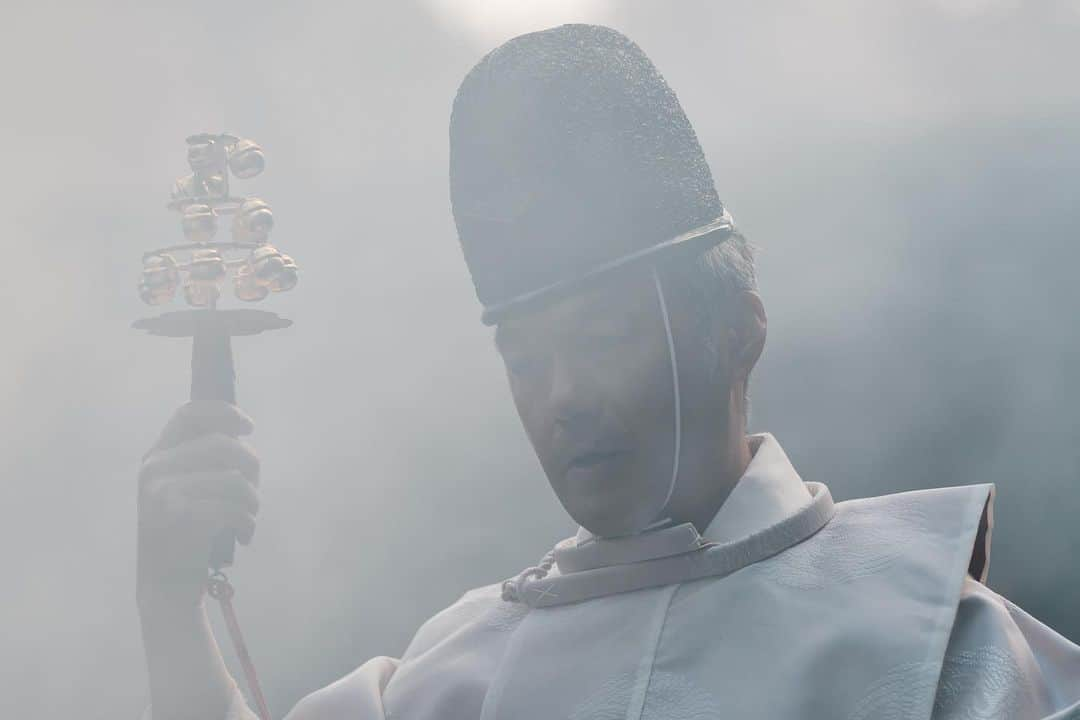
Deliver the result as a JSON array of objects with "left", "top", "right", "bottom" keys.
[
  {"left": 140, "top": 133, "right": 298, "bottom": 308},
  {"left": 133, "top": 131, "right": 297, "bottom": 565}
]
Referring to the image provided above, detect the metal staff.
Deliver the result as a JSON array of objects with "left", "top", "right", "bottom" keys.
[{"left": 133, "top": 133, "right": 297, "bottom": 718}]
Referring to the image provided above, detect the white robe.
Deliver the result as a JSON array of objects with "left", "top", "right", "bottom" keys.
[{"left": 210, "top": 434, "right": 1080, "bottom": 719}]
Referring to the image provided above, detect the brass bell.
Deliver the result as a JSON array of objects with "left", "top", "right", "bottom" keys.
[
  {"left": 182, "top": 278, "right": 220, "bottom": 307},
  {"left": 182, "top": 248, "right": 226, "bottom": 307},
  {"left": 172, "top": 173, "right": 227, "bottom": 204},
  {"left": 248, "top": 245, "right": 284, "bottom": 285},
  {"left": 182, "top": 204, "right": 217, "bottom": 243},
  {"left": 171, "top": 174, "right": 198, "bottom": 203},
  {"left": 232, "top": 197, "right": 274, "bottom": 243},
  {"left": 234, "top": 264, "right": 270, "bottom": 302},
  {"left": 203, "top": 173, "right": 228, "bottom": 199},
  {"left": 189, "top": 247, "right": 227, "bottom": 282},
  {"left": 269, "top": 253, "right": 298, "bottom": 292},
  {"left": 187, "top": 137, "right": 223, "bottom": 175},
  {"left": 245, "top": 246, "right": 299, "bottom": 293},
  {"left": 138, "top": 254, "right": 180, "bottom": 305},
  {"left": 228, "top": 139, "right": 266, "bottom": 179}
]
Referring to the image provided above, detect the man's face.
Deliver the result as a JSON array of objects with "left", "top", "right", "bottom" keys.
[{"left": 495, "top": 268, "right": 683, "bottom": 537}]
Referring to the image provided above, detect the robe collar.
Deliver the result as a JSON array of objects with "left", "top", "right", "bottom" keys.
[{"left": 554, "top": 433, "right": 814, "bottom": 574}]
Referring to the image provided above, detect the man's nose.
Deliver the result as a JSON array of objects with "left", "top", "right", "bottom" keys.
[{"left": 550, "top": 355, "right": 599, "bottom": 433}]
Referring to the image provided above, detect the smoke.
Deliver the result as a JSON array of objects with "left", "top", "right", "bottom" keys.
[
  {"left": 1, "top": 1, "right": 1078, "bottom": 717},
  {"left": 423, "top": 0, "right": 616, "bottom": 44}
]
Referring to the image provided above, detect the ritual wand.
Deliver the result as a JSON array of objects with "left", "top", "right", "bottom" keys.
[{"left": 133, "top": 133, "right": 297, "bottom": 720}]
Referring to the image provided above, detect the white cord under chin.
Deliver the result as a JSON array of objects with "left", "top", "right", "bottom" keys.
[
  {"left": 500, "top": 270, "right": 683, "bottom": 603},
  {"left": 651, "top": 268, "right": 680, "bottom": 515}
]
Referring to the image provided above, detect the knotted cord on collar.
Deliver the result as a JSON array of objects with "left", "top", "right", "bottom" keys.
[{"left": 501, "top": 550, "right": 556, "bottom": 602}]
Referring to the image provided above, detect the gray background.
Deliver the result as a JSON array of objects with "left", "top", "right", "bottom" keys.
[{"left": 1, "top": 1, "right": 1078, "bottom": 717}]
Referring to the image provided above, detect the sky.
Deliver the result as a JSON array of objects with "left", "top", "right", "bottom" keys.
[{"left": 1, "top": 1, "right": 1079, "bottom": 717}]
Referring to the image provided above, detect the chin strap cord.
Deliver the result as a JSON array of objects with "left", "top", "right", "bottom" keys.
[
  {"left": 651, "top": 268, "right": 681, "bottom": 514},
  {"left": 208, "top": 571, "right": 272, "bottom": 720},
  {"left": 501, "top": 269, "right": 683, "bottom": 604}
]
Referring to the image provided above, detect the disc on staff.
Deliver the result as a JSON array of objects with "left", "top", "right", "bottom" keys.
[{"left": 132, "top": 308, "right": 293, "bottom": 338}]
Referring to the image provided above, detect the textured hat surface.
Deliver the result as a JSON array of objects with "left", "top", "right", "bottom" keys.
[{"left": 450, "top": 24, "right": 726, "bottom": 324}]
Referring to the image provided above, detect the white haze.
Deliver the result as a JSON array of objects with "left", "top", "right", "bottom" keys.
[{"left": 1, "top": 1, "right": 1078, "bottom": 717}]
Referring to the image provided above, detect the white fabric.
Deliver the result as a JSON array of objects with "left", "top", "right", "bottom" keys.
[
  {"left": 931, "top": 577, "right": 1080, "bottom": 718},
  {"left": 702, "top": 433, "right": 812, "bottom": 543},
  {"left": 193, "top": 435, "right": 1080, "bottom": 720}
]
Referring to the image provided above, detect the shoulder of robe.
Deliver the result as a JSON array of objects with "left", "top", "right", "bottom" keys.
[
  {"left": 401, "top": 581, "right": 528, "bottom": 661},
  {"left": 829, "top": 482, "right": 995, "bottom": 582},
  {"left": 756, "top": 482, "right": 994, "bottom": 603},
  {"left": 768, "top": 483, "right": 1000, "bottom": 719},
  {"left": 930, "top": 576, "right": 1080, "bottom": 718}
]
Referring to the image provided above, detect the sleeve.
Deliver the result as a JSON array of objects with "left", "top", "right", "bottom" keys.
[
  {"left": 280, "top": 585, "right": 503, "bottom": 719},
  {"left": 139, "top": 584, "right": 507, "bottom": 719},
  {"left": 139, "top": 658, "right": 400, "bottom": 720},
  {"left": 931, "top": 576, "right": 1080, "bottom": 720},
  {"left": 283, "top": 656, "right": 400, "bottom": 720}
]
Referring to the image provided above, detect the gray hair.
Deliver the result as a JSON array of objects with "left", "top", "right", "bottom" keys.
[{"left": 659, "top": 230, "right": 758, "bottom": 407}]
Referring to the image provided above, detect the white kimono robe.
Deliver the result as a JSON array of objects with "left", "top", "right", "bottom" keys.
[{"left": 210, "top": 434, "right": 1080, "bottom": 719}]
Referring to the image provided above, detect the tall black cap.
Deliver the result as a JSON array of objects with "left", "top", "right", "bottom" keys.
[{"left": 450, "top": 24, "right": 731, "bottom": 324}]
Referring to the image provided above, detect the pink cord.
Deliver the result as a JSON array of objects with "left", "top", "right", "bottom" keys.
[{"left": 208, "top": 572, "right": 272, "bottom": 720}]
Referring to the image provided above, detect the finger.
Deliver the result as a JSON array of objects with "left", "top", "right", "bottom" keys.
[
  {"left": 146, "top": 470, "right": 260, "bottom": 515},
  {"left": 142, "top": 475, "right": 256, "bottom": 517},
  {"left": 152, "top": 401, "right": 254, "bottom": 453},
  {"left": 186, "top": 499, "right": 257, "bottom": 546},
  {"left": 141, "top": 433, "right": 260, "bottom": 487}
]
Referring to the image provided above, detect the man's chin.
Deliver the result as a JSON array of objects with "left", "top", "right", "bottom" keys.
[{"left": 561, "top": 485, "right": 663, "bottom": 539}]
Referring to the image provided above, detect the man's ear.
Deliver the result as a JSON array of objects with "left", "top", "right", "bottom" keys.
[{"left": 728, "top": 291, "right": 767, "bottom": 379}]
